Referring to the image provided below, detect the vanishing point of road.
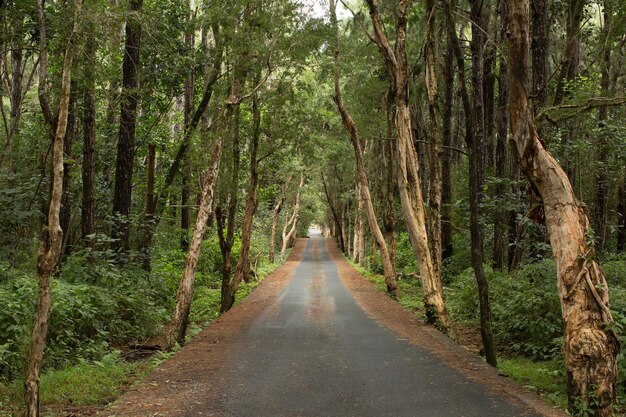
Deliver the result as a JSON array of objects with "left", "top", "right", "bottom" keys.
[{"left": 108, "top": 234, "right": 566, "bottom": 417}]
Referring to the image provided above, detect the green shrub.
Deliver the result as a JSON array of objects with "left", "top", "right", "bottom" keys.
[
  {"left": 0, "top": 250, "right": 170, "bottom": 380},
  {"left": 395, "top": 232, "right": 418, "bottom": 275},
  {"left": 447, "top": 260, "right": 562, "bottom": 360}
]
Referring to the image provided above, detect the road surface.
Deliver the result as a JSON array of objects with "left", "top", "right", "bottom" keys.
[{"left": 108, "top": 234, "right": 564, "bottom": 417}]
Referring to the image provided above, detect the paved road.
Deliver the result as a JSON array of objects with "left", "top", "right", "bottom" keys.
[{"left": 222, "top": 234, "right": 540, "bottom": 417}]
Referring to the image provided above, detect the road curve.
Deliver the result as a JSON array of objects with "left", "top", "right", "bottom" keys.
[{"left": 221, "top": 234, "right": 541, "bottom": 417}]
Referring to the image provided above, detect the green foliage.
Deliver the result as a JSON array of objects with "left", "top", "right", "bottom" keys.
[
  {"left": 448, "top": 261, "right": 563, "bottom": 359},
  {"left": 0, "top": 248, "right": 170, "bottom": 380},
  {"left": 499, "top": 358, "right": 567, "bottom": 409},
  {"left": 39, "top": 351, "right": 137, "bottom": 407}
]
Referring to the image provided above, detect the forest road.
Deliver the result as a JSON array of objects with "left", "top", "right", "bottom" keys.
[{"left": 106, "top": 234, "right": 566, "bottom": 417}]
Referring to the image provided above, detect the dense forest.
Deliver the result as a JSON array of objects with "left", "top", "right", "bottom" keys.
[{"left": 0, "top": 0, "right": 625, "bottom": 415}]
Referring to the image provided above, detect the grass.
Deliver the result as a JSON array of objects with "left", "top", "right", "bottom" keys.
[
  {"left": 347, "top": 260, "right": 426, "bottom": 317},
  {"left": 499, "top": 357, "right": 567, "bottom": 409},
  {"left": 0, "top": 257, "right": 283, "bottom": 416},
  {"left": 0, "top": 351, "right": 142, "bottom": 416}
]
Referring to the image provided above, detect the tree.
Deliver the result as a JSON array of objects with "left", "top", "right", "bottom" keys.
[
  {"left": 364, "top": 0, "right": 449, "bottom": 330},
  {"left": 25, "top": 1, "right": 80, "bottom": 414},
  {"left": 112, "top": 0, "right": 143, "bottom": 254},
  {"left": 443, "top": 0, "right": 497, "bottom": 363},
  {"left": 507, "top": 0, "right": 620, "bottom": 413},
  {"left": 330, "top": 0, "right": 397, "bottom": 294}
]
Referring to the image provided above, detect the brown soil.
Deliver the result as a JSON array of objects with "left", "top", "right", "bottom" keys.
[
  {"left": 325, "top": 238, "right": 568, "bottom": 417},
  {"left": 101, "top": 240, "right": 307, "bottom": 417}
]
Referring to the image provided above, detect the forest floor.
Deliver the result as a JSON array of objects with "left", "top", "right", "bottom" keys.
[{"left": 102, "top": 235, "right": 567, "bottom": 417}]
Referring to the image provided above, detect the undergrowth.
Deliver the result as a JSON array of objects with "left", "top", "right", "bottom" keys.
[{"left": 0, "top": 232, "right": 284, "bottom": 415}]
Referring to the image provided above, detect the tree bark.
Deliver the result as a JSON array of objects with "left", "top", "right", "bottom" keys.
[
  {"left": 269, "top": 176, "right": 291, "bottom": 263},
  {"left": 112, "top": 0, "right": 143, "bottom": 254},
  {"left": 25, "top": 1, "right": 79, "bottom": 414},
  {"left": 530, "top": 0, "right": 548, "bottom": 108},
  {"left": 441, "top": 36, "right": 455, "bottom": 260},
  {"left": 593, "top": 0, "right": 611, "bottom": 252},
  {"left": 331, "top": 0, "right": 397, "bottom": 293},
  {"left": 180, "top": 1, "right": 195, "bottom": 252},
  {"left": 365, "top": 0, "right": 449, "bottom": 330},
  {"left": 444, "top": 0, "right": 497, "bottom": 365},
  {"left": 222, "top": 88, "right": 262, "bottom": 313},
  {"left": 164, "top": 104, "right": 230, "bottom": 349},
  {"left": 508, "top": 1, "right": 620, "bottom": 413},
  {"left": 492, "top": 0, "right": 509, "bottom": 270},
  {"left": 425, "top": 0, "right": 444, "bottom": 284},
  {"left": 82, "top": 20, "right": 96, "bottom": 248},
  {"left": 282, "top": 174, "right": 305, "bottom": 257}
]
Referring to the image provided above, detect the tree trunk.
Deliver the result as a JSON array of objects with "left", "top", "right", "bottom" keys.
[
  {"left": 441, "top": 32, "right": 455, "bottom": 261},
  {"left": 530, "top": 0, "right": 548, "bottom": 108},
  {"left": 331, "top": 0, "right": 397, "bottom": 293},
  {"left": 269, "top": 177, "right": 290, "bottom": 263},
  {"left": 353, "top": 183, "right": 364, "bottom": 264},
  {"left": 508, "top": 1, "right": 620, "bottom": 413},
  {"left": 492, "top": 0, "right": 509, "bottom": 270},
  {"left": 112, "top": 0, "right": 143, "bottom": 254},
  {"left": 553, "top": 0, "right": 584, "bottom": 184},
  {"left": 445, "top": 0, "right": 497, "bottom": 365},
  {"left": 365, "top": 0, "right": 449, "bottom": 330},
  {"left": 136, "top": 25, "right": 223, "bottom": 268},
  {"left": 281, "top": 174, "right": 305, "bottom": 258},
  {"left": 1, "top": 15, "right": 25, "bottom": 172},
  {"left": 180, "top": 2, "right": 194, "bottom": 252},
  {"left": 425, "top": 0, "right": 444, "bottom": 283},
  {"left": 218, "top": 100, "right": 243, "bottom": 313},
  {"left": 593, "top": 0, "right": 611, "bottom": 252},
  {"left": 617, "top": 172, "right": 625, "bottom": 251},
  {"left": 164, "top": 105, "right": 230, "bottom": 349},
  {"left": 60, "top": 87, "right": 77, "bottom": 259},
  {"left": 82, "top": 20, "right": 96, "bottom": 248},
  {"left": 553, "top": 0, "right": 585, "bottom": 106},
  {"left": 25, "top": 2, "right": 79, "bottom": 414},
  {"left": 383, "top": 114, "right": 396, "bottom": 269},
  {"left": 222, "top": 88, "right": 261, "bottom": 313}
]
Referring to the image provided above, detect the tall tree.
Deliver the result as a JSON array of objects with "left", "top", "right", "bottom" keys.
[
  {"left": 112, "top": 0, "right": 143, "bottom": 254},
  {"left": 593, "top": 0, "right": 612, "bottom": 252},
  {"left": 25, "top": 1, "right": 80, "bottom": 414},
  {"left": 330, "top": 0, "right": 397, "bottom": 294},
  {"left": 82, "top": 17, "right": 96, "bottom": 247},
  {"left": 223, "top": 88, "right": 262, "bottom": 312},
  {"left": 269, "top": 176, "right": 291, "bottom": 263},
  {"left": 443, "top": 0, "right": 497, "bottom": 366},
  {"left": 492, "top": 0, "right": 509, "bottom": 270},
  {"left": 508, "top": 0, "right": 620, "bottom": 413},
  {"left": 425, "top": 0, "right": 444, "bottom": 282},
  {"left": 364, "top": 0, "right": 449, "bottom": 330}
]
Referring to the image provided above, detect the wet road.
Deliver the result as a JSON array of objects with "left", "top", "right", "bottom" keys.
[{"left": 222, "top": 234, "right": 540, "bottom": 417}]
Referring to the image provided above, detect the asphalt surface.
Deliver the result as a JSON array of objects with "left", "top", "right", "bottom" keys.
[{"left": 222, "top": 233, "right": 540, "bottom": 417}]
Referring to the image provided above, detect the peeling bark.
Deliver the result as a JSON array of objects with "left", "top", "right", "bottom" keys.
[
  {"left": 508, "top": 1, "right": 620, "bottom": 413},
  {"left": 365, "top": 0, "right": 449, "bottom": 330}
]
